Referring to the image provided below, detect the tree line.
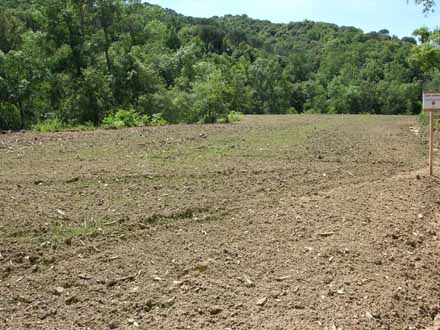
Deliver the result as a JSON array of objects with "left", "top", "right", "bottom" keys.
[{"left": 0, "top": 0, "right": 438, "bottom": 129}]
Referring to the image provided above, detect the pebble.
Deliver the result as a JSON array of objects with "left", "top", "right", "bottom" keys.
[
  {"left": 256, "top": 297, "right": 268, "bottom": 306},
  {"left": 209, "top": 306, "right": 223, "bottom": 315},
  {"left": 53, "top": 287, "right": 64, "bottom": 296},
  {"left": 129, "top": 287, "right": 139, "bottom": 293},
  {"left": 243, "top": 275, "right": 255, "bottom": 287},
  {"left": 109, "top": 320, "right": 120, "bottom": 329}
]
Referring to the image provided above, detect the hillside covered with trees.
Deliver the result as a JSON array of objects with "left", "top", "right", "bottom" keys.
[{"left": 0, "top": 0, "right": 438, "bottom": 129}]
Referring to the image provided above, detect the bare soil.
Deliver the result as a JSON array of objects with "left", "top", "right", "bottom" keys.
[{"left": 1, "top": 115, "right": 439, "bottom": 330}]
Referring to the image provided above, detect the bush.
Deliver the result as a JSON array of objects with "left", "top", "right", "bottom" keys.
[
  {"left": 151, "top": 113, "right": 167, "bottom": 126},
  {"left": 287, "top": 107, "right": 298, "bottom": 114},
  {"left": 115, "top": 109, "right": 139, "bottom": 127},
  {"left": 102, "top": 109, "right": 142, "bottom": 128},
  {"left": 102, "top": 109, "right": 168, "bottom": 128},
  {"left": 227, "top": 111, "right": 243, "bottom": 123},
  {"left": 32, "top": 118, "right": 65, "bottom": 132},
  {"left": 0, "top": 103, "right": 22, "bottom": 130},
  {"left": 218, "top": 111, "right": 243, "bottom": 124},
  {"left": 140, "top": 114, "right": 151, "bottom": 126}
]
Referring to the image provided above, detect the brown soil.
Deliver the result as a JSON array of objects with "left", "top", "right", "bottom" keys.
[{"left": 1, "top": 115, "right": 439, "bottom": 330}]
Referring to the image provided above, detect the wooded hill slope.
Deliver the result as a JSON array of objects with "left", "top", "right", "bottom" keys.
[{"left": 0, "top": 0, "right": 431, "bottom": 129}]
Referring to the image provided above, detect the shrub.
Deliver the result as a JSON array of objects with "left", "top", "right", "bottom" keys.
[
  {"left": 151, "top": 113, "right": 167, "bottom": 126},
  {"left": 114, "top": 109, "right": 139, "bottom": 127},
  {"left": 0, "top": 103, "right": 22, "bottom": 130},
  {"left": 227, "top": 111, "right": 243, "bottom": 123},
  {"left": 218, "top": 111, "right": 243, "bottom": 124},
  {"left": 102, "top": 109, "right": 142, "bottom": 128},
  {"left": 101, "top": 115, "right": 115, "bottom": 127},
  {"left": 32, "top": 118, "right": 65, "bottom": 132},
  {"left": 102, "top": 109, "right": 168, "bottom": 128},
  {"left": 140, "top": 114, "right": 151, "bottom": 126},
  {"left": 287, "top": 107, "right": 298, "bottom": 114}
]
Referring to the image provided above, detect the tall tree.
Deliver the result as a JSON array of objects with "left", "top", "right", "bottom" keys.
[{"left": 413, "top": 27, "right": 431, "bottom": 43}]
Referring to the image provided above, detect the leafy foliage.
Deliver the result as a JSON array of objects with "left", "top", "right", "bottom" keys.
[
  {"left": 0, "top": 102, "right": 21, "bottom": 130},
  {"left": 226, "top": 111, "right": 244, "bottom": 123},
  {"left": 151, "top": 113, "right": 167, "bottom": 126},
  {"left": 32, "top": 118, "right": 65, "bottom": 132},
  {"left": 0, "top": 1, "right": 434, "bottom": 130},
  {"left": 102, "top": 108, "right": 167, "bottom": 128},
  {"left": 32, "top": 118, "right": 95, "bottom": 132},
  {"left": 103, "top": 109, "right": 143, "bottom": 128}
]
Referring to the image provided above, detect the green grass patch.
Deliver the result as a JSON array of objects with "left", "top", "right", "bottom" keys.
[
  {"left": 144, "top": 116, "right": 341, "bottom": 164},
  {"left": 32, "top": 118, "right": 65, "bottom": 132},
  {"left": 33, "top": 118, "right": 95, "bottom": 132},
  {"left": 48, "top": 220, "right": 103, "bottom": 243}
]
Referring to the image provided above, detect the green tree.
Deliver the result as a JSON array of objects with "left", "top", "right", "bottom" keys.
[
  {"left": 0, "top": 0, "right": 432, "bottom": 128},
  {"left": 409, "top": 43, "right": 440, "bottom": 73},
  {"left": 413, "top": 27, "right": 431, "bottom": 43},
  {"left": 192, "top": 63, "right": 230, "bottom": 123}
]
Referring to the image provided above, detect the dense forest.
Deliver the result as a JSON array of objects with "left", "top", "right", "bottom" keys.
[{"left": 1, "top": 0, "right": 439, "bottom": 130}]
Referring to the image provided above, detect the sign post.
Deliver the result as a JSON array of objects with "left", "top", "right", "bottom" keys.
[
  {"left": 423, "top": 92, "right": 440, "bottom": 176},
  {"left": 430, "top": 110, "right": 434, "bottom": 176}
]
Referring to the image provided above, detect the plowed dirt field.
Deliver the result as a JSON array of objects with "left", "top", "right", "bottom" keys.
[{"left": 1, "top": 115, "right": 439, "bottom": 330}]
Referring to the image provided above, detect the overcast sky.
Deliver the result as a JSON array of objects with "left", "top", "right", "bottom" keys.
[{"left": 147, "top": 0, "right": 440, "bottom": 38}]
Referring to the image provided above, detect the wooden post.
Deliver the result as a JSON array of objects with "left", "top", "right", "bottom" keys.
[{"left": 429, "top": 110, "right": 434, "bottom": 176}]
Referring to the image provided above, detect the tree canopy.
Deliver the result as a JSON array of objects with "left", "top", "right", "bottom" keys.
[{"left": 0, "top": 0, "right": 436, "bottom": 129}]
